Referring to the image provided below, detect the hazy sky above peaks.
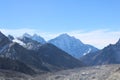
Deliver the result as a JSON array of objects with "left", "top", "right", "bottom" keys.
[{"left": 0, "top": 0, "right": 120, "bottom": 48}]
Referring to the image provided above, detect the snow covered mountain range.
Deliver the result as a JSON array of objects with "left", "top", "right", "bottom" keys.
[
  {"left": 10, "top": 33, "right": 98, "bottom": 58},
  {"left": 21, "top": 33, "right": 46, "bottom": 44},
  {"left": 0, "top": 31, "right": 83, "bottom": 74}
]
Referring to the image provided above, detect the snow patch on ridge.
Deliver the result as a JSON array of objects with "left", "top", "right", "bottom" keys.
[
  {"left": 83, "top": 48, "right": 92, "bottom": 55},
  {"left": 13, "top": 39, "right": 25, "bottom": 46}
]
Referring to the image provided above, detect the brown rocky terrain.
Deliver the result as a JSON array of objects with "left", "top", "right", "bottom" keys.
[
  {"left": 33, "top": 64, "right": 120, "bottom": 80},
  {"left": 1, "top": 64, "right": 120, "bottom": 80}
]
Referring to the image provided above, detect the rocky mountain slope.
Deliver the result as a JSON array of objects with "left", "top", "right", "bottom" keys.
[
  {"left": 22, "top": 33, "right": 46, "bottom": 44},
  {"left": 49, "top": 34, "right": 98, "bottom": 58},
  {"left": 0, "top": 57, "right": 35, "bottom": 75},
  {"left": 32, "top": 64, "right": 120, "bottom": 80},
  {"left": 13, "top": 33, "right": 98, "bottom": 59},
  {"left": 80, "top": 38, "right": 120, "bottom": 66},
  {"left": 0, "top": 31, "right": 83, "bottom": 74},
  {"left": 17, "top": 36, "right": 42, "bottom": 50},
  {"left": 36, "top": 43, "right": 83, "bottom": 70},
  {"left": 1, "top": 64, "right": 120, "bottom": 80}
]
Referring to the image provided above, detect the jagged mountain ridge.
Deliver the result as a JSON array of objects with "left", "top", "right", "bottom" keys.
[
  {"left": 11, "top": 33, "right": 98, "bottom": 59},
  {"left": 17, "top": 36, "right": 42, "bottom": 51},
  {"left": 22, "top": 33, "right": 46, "bottom": 44},
  {"left": 80, "top": 38, "right": 120, "bottom": 66},
  {"left": 48, "top": 34, "right": 98, "bottom": 58},
  {"left": 0, "top": 31, "right": 83, "bottom": 74},
  {"left": 12, "top": 33, "right": 45, "bottom": 51}
]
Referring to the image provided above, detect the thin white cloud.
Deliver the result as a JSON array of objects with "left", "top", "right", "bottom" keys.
[
  {"left": 67, "top": 29, "right": 120, "bottom": 49},
  {"left": 0, "top": 28, "right": 120, "bottom": 49},
  {"left": 0, "top": 28, "right": 58, "bottom": 41},
  {"left": 0, "top": 28, "right": 36, "bottom": 36}
]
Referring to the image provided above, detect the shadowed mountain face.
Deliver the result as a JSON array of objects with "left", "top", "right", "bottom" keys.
[
  {"left": 0, "top": 32, "right": 11, "bottom": 49},
  {"left": 81, "top": 39, "right": 120, "bottom": 66},
  {"left": 0, "top": 57, "right": 35, "bottom": 75},
  {"left": 0, "top": 40, "right": 48, "bottom": 73},
  {"left": 0, "top": 31, "right": 83, "bottom": 74},
  {"left": 49, "top": 34, "right": 98, "bottom": 58},
  {"left": 37, "top": 43, "right": 83, "bottom": 70}
]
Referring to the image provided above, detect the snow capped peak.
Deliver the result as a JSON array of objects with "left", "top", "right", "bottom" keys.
[
  {"left": 20, "top": 33, "right": 46, "bottom": 44},
  {"left": 59, "top": 33, "right": 70, "bottom": 37},
  {"left": 58, "top": 33, "right": 77, "bottom": 40},
  {"left": 32, "top": 34, "right": 42, "bottom": 39},
  {"left": 32, "top": 34, "right": 46, "bottom": 44},
  {"left": 52, "top": 33, "right": 83, "bottom": 45},
  {"left": 12, "top": 38, "right": 25, "bottom": 46},
  {"left": 33, "top": 33, "right": 38, "bottom": 37},
  {"left": 49, "top": 33, "right": 98, "bottom": 58},
  {"left": 23, "top": 33, "right": 32, "bottom": 38}
]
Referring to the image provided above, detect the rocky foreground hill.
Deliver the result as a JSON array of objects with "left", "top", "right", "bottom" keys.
[
  {"left": 0, "top": 64, "right": 120, "bottom": 80},
  {"left": 33, "top": 64, "right": 120, "bottom": 80}
]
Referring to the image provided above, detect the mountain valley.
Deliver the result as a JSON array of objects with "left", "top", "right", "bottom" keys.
[{"left": 0, "top": 31, "right": 120, "bottom": 80}]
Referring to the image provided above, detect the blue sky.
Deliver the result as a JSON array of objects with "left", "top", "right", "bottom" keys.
[
  {"left": 0, "top": 0, "right": 120, "bottom": 32},
  {"left": 0, "top": 0, "right": 120, "bottom": 48}
]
